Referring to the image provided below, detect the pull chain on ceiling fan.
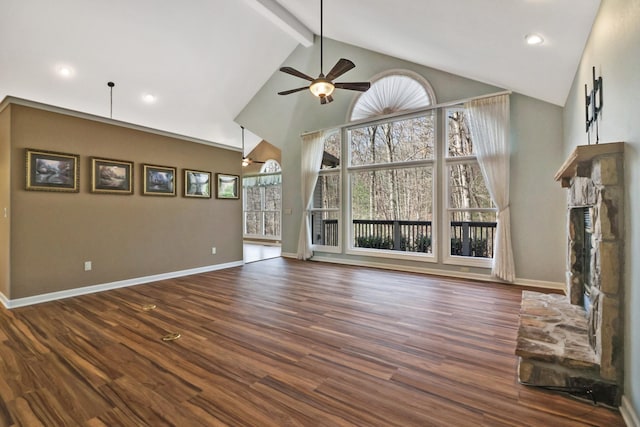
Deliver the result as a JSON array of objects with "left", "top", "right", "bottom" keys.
[{"left": 277, "top": 0, "right": 371, "bottom": 104}]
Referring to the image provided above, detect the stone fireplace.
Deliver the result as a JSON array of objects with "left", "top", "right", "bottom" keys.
[{"left": 516, "top": 142, "right": 624, "bottom": 407}]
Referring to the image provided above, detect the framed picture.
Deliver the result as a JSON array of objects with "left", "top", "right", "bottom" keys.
[
  {"left": 143, "top": 164, "right": 176, "bottom": 196},
  {"left": 184, "top": 169, "right": 212, "bottom": 198},
  {"left": 25, "top": 148, "right": 80, "bottom": 192},
  {"left": 91, "top": 157, "right": 133, "bottom": 194},
  {"left": 216, "top": 173, "right": 239, "bottom": 199}
]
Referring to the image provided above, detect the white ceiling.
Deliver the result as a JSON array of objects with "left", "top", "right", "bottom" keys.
[{"left": 0, "top": 0, "right": 600, "bottom": 152}]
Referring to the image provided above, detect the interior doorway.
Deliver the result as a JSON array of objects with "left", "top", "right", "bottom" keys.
[{"left": 241, "top": 139, "right": 282, "bottom": 263}]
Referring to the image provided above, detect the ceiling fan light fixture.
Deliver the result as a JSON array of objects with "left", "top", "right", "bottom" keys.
[{"left": 309, "top": 78, "right": 335, "bottom": 98}]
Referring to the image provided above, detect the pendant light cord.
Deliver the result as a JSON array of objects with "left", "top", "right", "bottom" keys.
[
  {"left": 241, "top": 125, "right": 245, "bottom": 154},
  {"left": 320, "top": 0, "right": 323, "bottom": 74},
  {"left": 107, "top": 81, "right": 115, "bottom": 119}
]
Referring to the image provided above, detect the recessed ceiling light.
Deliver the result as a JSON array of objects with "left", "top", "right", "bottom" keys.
[
  {"left": 56, "top": 65, "right": 75, "bottom": 78},
  {"left": 142, "top": 93, "right": 157, "bottom": 103},
  {"left": 525, "top": 33, "right": 544, "bottom": 45}
]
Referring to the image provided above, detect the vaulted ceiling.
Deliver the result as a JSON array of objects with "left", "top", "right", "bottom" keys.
[{"left": 0, "top": 0, "right": 600, "bottom": 152}]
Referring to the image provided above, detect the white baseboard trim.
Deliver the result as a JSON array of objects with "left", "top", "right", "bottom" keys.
[
  {"left": 281, "top": 252, "right": 298, "bottom": 259},
  {"left": 514, "top": 277, "right": 565, "bottom": 291},
  {"left": 0, "top": 291, "right": 9, "bottom": 309},
  {"left": 621, "top": 395, "right": 640, "bottom": 427},
  {"left": 1, "top": 261, "right": 244, "bottom": 309},
  {"left": 308, "top": 255, "right": 564, "bottom": 290}
]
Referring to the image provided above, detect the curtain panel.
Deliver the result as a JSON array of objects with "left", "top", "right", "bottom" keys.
[
  {"left": 296, "top": 131, "right": 325, "bottom": 260},
  {"left": 465, "top": 94, "right": 516, "bottom": 282}
]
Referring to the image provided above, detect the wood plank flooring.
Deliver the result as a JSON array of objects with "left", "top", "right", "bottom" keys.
[{"left": 0, "top": 258, "right": 625, "bottom": 426}]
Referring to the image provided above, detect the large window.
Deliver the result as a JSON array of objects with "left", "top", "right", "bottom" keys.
[
  {"left": 445, "top": 108, "right": 496, "bottom": 265},
  {"left": 243, "top": 171, "right": 281, "bottom": 240},
  {"left": 310, "top": 131, "right": 341, "bottom": 250},
  {"left": 306, "top": 71, "right": 499, "bottom": 267},
  {"left": 348, "top": 114, "right": 435, "bottom": 258}
]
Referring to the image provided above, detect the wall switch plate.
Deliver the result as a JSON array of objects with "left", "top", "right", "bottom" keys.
[
  {"left": 84, "top": 261, "right": 92, "bottom": 271},
  {"left": 211, "top": 247, "right": 217, "bottom": 255}
]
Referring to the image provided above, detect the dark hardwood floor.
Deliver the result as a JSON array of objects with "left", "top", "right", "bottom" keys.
[{"left": 0, "top": 258, "right": 625, "bottom": 426}]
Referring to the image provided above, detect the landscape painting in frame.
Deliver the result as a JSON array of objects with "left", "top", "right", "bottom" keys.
[
  {"left": 143, "top": 164, "right": 176, "bottom": 196},
  {"left": 216, "top": 173, "right": 239, "bottom": 199},
  {"left": 26, "top": 148, "right": 80, "bottom": 192},
  {"left": 91, "top": 157, "right": 133, "bottom": 194},
  {"left": 184, "top": 169, "right": 211, "bottom": 198}
]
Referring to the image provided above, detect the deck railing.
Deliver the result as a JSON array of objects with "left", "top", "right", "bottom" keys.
[{"left": 318, "top": 219, "right": 496, "bottom": 257}]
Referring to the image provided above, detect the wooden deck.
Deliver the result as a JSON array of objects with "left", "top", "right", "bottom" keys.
[{"left": 0, "top": 258, "right": 624, "bottom": 426}]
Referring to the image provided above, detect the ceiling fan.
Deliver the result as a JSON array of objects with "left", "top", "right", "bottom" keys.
[
  {"left": 278, "top": 0, "right": 371, "bottom": 104},
  {"left": 240, "top": 126, "right": 265, "bottom": 167}
]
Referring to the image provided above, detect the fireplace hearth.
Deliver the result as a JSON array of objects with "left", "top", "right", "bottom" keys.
[{"left": 516, "top": 142, "right": 624, "bottom": 407}]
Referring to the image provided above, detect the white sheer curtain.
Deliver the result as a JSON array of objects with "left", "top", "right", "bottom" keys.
[
  {"left": 296, "top": 130, "right": 325, "bottom": 260},
  {"left": 465, "top": 94, "right": 515, "bottom": 282}
]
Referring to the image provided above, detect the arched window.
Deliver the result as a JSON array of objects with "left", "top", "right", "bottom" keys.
[
  {"left": 348, "top": 70, "right": 436, "bottom": 121},
  {"left": 260, "top": 159, "right": 281, "bottom": 174}
]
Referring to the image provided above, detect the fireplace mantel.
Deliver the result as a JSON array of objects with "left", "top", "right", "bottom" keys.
[{"left": 555, "top": 142, "right": 624, "bottom": 187}]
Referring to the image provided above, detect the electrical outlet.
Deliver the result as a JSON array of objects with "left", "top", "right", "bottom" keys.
[
  {"left": 211, "top": 247, "right": 217, "bottom": 255},
  {"left": 460, "top": 266, "right": 469, "bottom": 272},
  {"left": 84, "top": 261, "right": 92, "bottom": 271}
]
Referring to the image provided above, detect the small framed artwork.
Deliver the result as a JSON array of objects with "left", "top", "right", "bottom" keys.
[
  {"left": 26, "top": 148, "right": 80, "bottom": 192},
  {"left": 184, "top": 169, "right": 212, "bottom": 198},
  {"left": 91, "top": 157, "right": 133, "bottom": 194},
  {"left": 216, "top": 173, "right": 239, "bottom": 199},
  {"left": 143, "top": 164, "right": 176, "bottom": 196}
]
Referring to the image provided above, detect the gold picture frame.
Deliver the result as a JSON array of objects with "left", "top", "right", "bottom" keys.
[
  {"left": 26, "top": 148, "right": 80, "bottom": 192},
  {"left": 91, "top": 157, "right": 133, "bottom": 194},
  {"left": 184, "top": 169, "right": 212, "bottom": 198},
  {"left": 142, "top": 164, "right": 176, "bottom": 196},
  {"left": 216, "top": 173, "right": 239, "bottom": 199}
]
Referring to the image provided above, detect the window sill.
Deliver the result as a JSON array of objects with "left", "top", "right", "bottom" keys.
[
  {"left": 312, "top": 245, "right": 341, "bottom": 254},
  {"left": 443, "top": 255, "right": 492, "bottom": 269},
  {"left": 346, "top": 247, "right": 437, "bottom": 263}
]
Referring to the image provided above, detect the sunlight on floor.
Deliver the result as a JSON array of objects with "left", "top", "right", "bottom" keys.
[{"left": 243, "top": 243, "right": 281, "bottom": 263}]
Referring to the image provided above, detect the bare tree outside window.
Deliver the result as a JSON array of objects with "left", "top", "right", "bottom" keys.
[
  {"left": 446, "top": 109, "right": 496, "bottom": 257},
  {"left": 348, "top": 113, "right": 435, "bottom": 253},
  {"left": 243, "top": 172, "right": 281, "bottom": 240}
]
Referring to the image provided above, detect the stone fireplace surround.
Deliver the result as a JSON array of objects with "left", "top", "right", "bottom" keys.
[{"left": 515, "top": 142, "right": 624, "bottom": 407}]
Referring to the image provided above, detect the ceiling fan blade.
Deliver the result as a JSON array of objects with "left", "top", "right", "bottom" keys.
[
  {"left": 278, "top": 86, "right": 309, "bottom": 95},
  {"left": 334, "top": 82, "right": 371, "bottom": 92},
  {"left": 325, "top": 58, "right": 355, "bottom": 81},
  {"left": 280, "top": 66, "right": 315, "bottom": 81}
]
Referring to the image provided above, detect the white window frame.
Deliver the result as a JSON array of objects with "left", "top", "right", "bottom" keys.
[
  {"left": 344, "top": 112, "right": 437, "bottom": 263},
  {"left": 442, "top": 107, "right": 495, "bottom": 268},
  {"left": 310, "top": 131, "right": 342, "bottom": 254},
  {"left": 242, "top": 173, "right": 282, "bottom": 241}
]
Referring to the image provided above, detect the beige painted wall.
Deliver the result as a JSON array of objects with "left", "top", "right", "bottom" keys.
[
  {"left": 0, "top": 107, "right": 10, "bottom": 299},
  {"left": 243, "top": 140, "right": 281, "bottom": 175},
  {"left": 7, "top": 104, "right": 242, "bottom": 299}
]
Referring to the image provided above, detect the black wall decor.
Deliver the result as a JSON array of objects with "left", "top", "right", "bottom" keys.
[{"left": 585, "top": 66, "right": 603, "bottom": 144}]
